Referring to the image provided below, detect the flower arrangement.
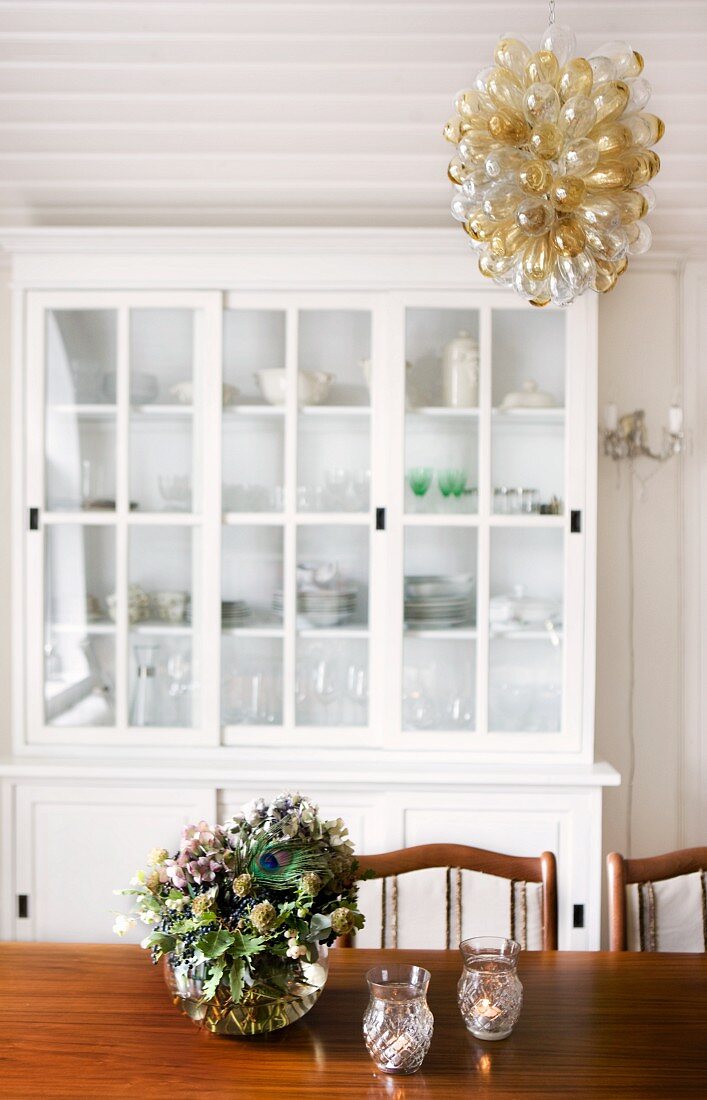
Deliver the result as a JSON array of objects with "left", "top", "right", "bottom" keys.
[{"left": 114, "top": 793, "right": 364, "bottom": 1030}]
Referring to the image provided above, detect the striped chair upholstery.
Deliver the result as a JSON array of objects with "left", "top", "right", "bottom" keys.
[
  {"left": 608, "top": 848, "right": 707, "bottom": 952},
  {"left": 344, "top": 844, "right": 557, "bottom": 950}
]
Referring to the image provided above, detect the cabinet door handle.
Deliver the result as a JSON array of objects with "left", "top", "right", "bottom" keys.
[
  {"left": 17, "top": 894, "right": 29, "bottom": 918},
  {"left": 375, "top": 507, "right": 386, "bottom": 531},
  {"left": 28, "top": 507, "right": 40, "bottom": 531},
  {"left": 570, "top": 510, "right": 581, "bottom": 534}
]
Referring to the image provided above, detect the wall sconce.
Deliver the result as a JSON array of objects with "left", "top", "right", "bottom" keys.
[{"left": 602, "top": 404, "right": 684, "bottom": 462}]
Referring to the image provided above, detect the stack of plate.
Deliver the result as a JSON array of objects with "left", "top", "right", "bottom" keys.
[
  {"left": 272, "top": 587, "right": 357, "bottom": 628},
  {"left": 221, "top": 599, "right": 251, "bottom": 627},
  {"left": 404, "top": 574, "right": 474, "bottom": 629}
]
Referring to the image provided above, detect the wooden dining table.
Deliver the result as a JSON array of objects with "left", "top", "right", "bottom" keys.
[{"left": 1, "top": 944, "right": 706, "bottom": 1098}]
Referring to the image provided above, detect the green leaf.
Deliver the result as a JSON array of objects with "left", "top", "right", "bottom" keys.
[
  {"left": 143, "top": 932, "right": 176, "bottom": 956},
  {"left": 195, "top": 910, "right": 218, "bottom": 926},
  {"left": 196, "top": 930, "right": 236, "bottom": 959},
  {"left": 307, "top": 913, "right": 332, "bottom": 942},
  {"left": 230, "top": 930, "right": 266, "bottom": 957},
  {"left": 202, "top": 960, "right": 225, "bottom": 1000},
  {"left": 228, "top": 959, "right": 244, "bottom": 1003},
  {"left": 138, "top": 894, "right": 162, "bottom": 913}
]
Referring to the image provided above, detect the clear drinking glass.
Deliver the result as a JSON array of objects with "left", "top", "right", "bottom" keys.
[
  {"left": 363, "top": 965, "right": 433, "bottom": 1075},
  {"left": 457, "top": 937, "right": 523, "bottom": 1041}
]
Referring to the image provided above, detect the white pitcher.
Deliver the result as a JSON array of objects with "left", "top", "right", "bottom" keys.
[{"left": 442, "top": 330, "right": 479, "bottom": 408}]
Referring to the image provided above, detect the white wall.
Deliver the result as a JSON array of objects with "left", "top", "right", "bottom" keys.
[
  {"left": 597, "top": 266, "right": 684, "bottom": 877},
  {"left": 0, "top": 269, "right": 11, "bottom": 756}
]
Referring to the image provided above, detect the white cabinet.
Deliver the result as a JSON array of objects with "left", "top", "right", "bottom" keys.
[
  {"left": 12, "top": 784, "right": 216, "bottom": 941},
  {"left": 1, "top": 229, "right": 616, "bottom": 948},
  {"left": 20, "top": 279, "right": 596, "bottom": 762}
]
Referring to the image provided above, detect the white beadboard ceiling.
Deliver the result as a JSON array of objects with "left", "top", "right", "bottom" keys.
[{"left": 0, "top": 0, "right": 706, "bottom": 247}]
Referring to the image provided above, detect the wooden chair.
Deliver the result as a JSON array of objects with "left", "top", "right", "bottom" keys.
[
  {"left": 342, "top": 843, "right": 558, "bottom": 950},
  {"left": 607, "top": 847, "right": 707, "bottom": 952}
]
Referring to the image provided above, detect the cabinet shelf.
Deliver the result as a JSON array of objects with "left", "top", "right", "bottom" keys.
[
  {"left": 297, "top": 626, "right": 368, "bottom": 639},
  {"left": 224, "top": 405, "right": 369, "bottom": 418},
  {"left": 408, "top": 406, "right": 480, "bottom": 418},
  {"left": 492, "top": 407, "right": 565, "bottom": 427},
  {"left": 222, "top": 626, "right": 284, "bottom": 638},
  {"left": 490, "top": 625, "right": 564, "bottom": 642},
  {"left": 49, "top": 620, "right": 115, "bottom": 635},
  {"left": 405, "top": 627, "right": 477, "bottom": 640},
  {"left": 49, "top": 403, "right": 195, "bottom": 418},
  {"left": 130, "top": 622, "right": 192, "bottom": 636}
]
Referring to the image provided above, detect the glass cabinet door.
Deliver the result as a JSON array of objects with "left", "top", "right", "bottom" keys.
[
  {"left": 32, "top": 293, "right": 220, "bottom": 740},
  {"left": 220, "top": 299, "right": 375, "bottom": 741},
  {"left": 401, "top": 306, "right": 481, "bottom": 738},
  {"left": 399, "top": 299, "right": 570, "bottom": 746}
]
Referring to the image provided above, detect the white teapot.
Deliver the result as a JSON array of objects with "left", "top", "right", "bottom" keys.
[{"left": 442, "top": 330, "right": 479, "bottom": 408}]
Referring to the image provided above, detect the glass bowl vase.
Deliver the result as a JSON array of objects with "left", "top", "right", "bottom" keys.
[{"left": 164, "top": 946, "right": 329, "bottom": 1036}]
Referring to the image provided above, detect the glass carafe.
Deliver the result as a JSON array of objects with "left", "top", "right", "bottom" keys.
[
  {"left": 130, "top": 644, "right": 163, "bottom": 726},
  {"left": 457, "top": 936, "right": 523, "bottom": 1041},
  {"left": 363, "top": 965, "right": 433, "bottom": 1075}
]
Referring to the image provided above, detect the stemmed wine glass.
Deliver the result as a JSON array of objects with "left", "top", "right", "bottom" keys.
[
  {"left": 407, "top": 467, "right": 433, "bottom": 512},
  {"left": 345, "top": 662, "right": 368, "bottom": 724}
]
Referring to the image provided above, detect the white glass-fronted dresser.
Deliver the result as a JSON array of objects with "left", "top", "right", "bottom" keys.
[{"left": 0, "top": 230, "right": 618, "bottom": 947}]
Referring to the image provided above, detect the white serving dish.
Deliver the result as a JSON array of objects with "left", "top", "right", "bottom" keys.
[
  {"left": 255, "top": 369, "right": 333, "bottom": 406},
  {"left": 405, "top": 573, "right": 474, "bottom": 599},
  {"left": 499, "top": 380, "right": 556, "bottom": 410}
]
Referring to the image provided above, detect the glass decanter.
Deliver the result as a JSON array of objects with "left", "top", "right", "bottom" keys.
[
  {"left": 130, "top": 643, "right": 163, "bottom": 726},
  {"left": 363, "top": 965, "right": 433, "bottom": 1075},
  {"left": 457, "top": 936, "right": 523, "bottom": 1041}
]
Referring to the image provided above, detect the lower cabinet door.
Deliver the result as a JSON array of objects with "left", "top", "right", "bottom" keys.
[
  {"left": 391, "top": 787, "right": 602, "bottom": 950},
  {"left": 13, "top": 784, "right": 216, "bottom": 942}
]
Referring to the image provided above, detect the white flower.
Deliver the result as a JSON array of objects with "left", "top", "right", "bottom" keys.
[
  {"left": 243, "top": 798, "right": 267, "bottom": 826},
  {"left": 325, "top": 818, "right": 350, "bottom": 846},
  {"left": 286, "top": 941, "right": 307, "bottom": 959},
  {"left": 113, "top": 914, "right": 137, "bottom": 937},
  {"left": 138, "top": 909, "right": 158, "bottom": 925},
  {"left": 166, "top": 896, "right": 186, "bottom": 911},
  {"left": 129, "top": 870, "right": 146, "bottom": 886}
]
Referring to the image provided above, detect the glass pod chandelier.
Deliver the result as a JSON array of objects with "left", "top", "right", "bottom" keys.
[{"left": 444, "top": 0, "right": 664, "bottom": 306}]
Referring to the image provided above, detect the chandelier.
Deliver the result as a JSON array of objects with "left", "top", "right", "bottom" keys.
[{"left": 444, "top": 2, "right": 663, "bottom": 306}]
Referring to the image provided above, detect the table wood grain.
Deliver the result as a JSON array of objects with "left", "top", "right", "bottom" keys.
[{"left": 1, "top": 945, "right": 706, "bottom": 1098}]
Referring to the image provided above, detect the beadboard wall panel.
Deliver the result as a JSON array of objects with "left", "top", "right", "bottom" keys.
[{"left": 0, "top": 0, "right": 704, "bottom": 246}]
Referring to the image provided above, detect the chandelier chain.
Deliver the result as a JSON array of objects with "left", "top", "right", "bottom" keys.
[{"left": 548, "top": 0, "right": 556, "bottom": 25}]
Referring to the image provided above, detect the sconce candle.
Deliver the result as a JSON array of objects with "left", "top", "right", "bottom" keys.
[
  {"left": 669, "top": 405, "right": 683, "bottom": 434},
  {"left": 457, "top": 937, "right": 523, "bottom": 1041},
  {"left": 605, "top": 403, "right": 619, "bottom": 432}
]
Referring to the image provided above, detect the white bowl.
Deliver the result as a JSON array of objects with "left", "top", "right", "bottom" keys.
[
  {"left": 255, "top": 369, "right": 333, "bottom": 406},
  {"left": 169, "top": 381, "right": 239, "bottom": 406},
  {"left": 405, "top": 573, "right": 474, "bottom": 599}
]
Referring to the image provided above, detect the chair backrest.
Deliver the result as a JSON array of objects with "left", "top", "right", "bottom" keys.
[
  {"left": 345, "top": 843, "right": 557, "bottom": 950},
  {"left": 607, "top": 847, "right": 707, "bottom": 952}
]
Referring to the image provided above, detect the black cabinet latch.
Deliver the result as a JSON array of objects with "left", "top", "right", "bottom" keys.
[
  {"left": 17, "top": 895, "right": 29, "bottom": 919},
  {"left": 570, "top": 510, "right": 581, "bottom": 534},
  {"left": 375, "top": 507, "right": 386, "bottom": 531},
  {"left": 29, "top": 507, "right": 40, "bottom": 531}
]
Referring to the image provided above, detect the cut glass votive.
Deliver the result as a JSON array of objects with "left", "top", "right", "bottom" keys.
[
  {"left": 457, "top": 936, "right": 523, "bottom": 1041},
  {"left": 363, "top": 964, "right": 434, "bottom": 1074}
]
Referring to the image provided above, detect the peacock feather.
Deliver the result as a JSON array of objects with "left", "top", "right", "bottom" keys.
[{"left": 245, "top": 834, "right": 332, "bottom": 891}]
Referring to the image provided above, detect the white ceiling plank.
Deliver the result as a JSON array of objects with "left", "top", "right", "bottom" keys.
[
  {"left": 0, "top": 2, "right": 705, "bottom": 37},
  {"left": 0, "top": 33, "right": 705, "bottom": 65},
  {"left": 0, "top": 62, "right": 703, "bottom": 99}
]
